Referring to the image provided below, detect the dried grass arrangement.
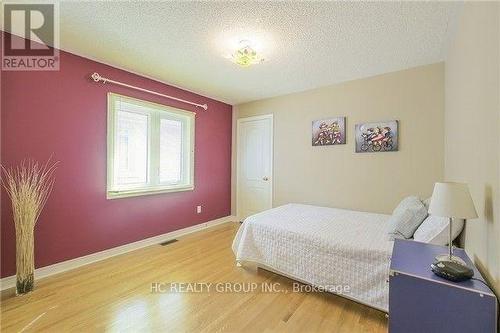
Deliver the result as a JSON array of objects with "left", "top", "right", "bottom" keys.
[{"left": 1, "top": 159, "right": 58, "bottom": 295}]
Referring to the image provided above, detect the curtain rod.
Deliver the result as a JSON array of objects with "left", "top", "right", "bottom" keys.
[{"left": 90, "top": 72, "right": 208, "bottom": 110}]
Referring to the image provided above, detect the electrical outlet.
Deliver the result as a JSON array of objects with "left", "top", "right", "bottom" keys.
[{"left": 197, "top": 205, "right": 202, "bottom": 214}]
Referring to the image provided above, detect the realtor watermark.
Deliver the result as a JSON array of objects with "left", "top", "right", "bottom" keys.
[
  {"left": 2, "top": 2, "right": 60, "bottom": 71},
  {"left": 151, "top": 282, "right": 351, "bottom": 294}
]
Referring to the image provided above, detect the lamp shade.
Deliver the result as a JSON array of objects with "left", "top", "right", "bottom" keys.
[{"left": 428, "top": 182, "right": 478, "bottom": 219}]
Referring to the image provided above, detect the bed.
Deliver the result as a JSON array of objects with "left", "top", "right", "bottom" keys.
[{"left": 232, "top": 203, "right": 394, "bottom": 312}]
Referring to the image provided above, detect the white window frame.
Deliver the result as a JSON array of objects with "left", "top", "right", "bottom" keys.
[{"left": 107, "top": 93, "right": 195, "bottom": 199}]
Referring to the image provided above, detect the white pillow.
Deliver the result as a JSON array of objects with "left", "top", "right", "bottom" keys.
[
  {"left": 413, "top": 216, "right": 465, "bottom": 246},
  {"left": 387, "top": 196, "right": 428, "bottom": 240},
  {"left": 422, "top": 197, "right": 431, "bottom": 211}
]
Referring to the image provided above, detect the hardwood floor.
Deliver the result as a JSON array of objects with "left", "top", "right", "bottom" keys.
[{"left": 0, "top": 222, "right": 387, "bottom": 332}]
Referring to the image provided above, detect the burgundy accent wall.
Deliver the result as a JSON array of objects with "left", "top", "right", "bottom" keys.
[{"left": 0, "top": 34, "right": 232, "bottom": 278}]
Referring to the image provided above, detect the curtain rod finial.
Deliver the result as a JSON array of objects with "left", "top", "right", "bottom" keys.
[{"left": 91, "top": 72, "right": 101, "bottom": 82}]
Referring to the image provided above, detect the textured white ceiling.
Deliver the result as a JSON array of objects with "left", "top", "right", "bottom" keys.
[{"left": 54, "top": 1, "right": 462, "bottom": 104}]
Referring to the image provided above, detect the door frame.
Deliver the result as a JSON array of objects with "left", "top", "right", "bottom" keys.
[{"left": 236, "top": 114, "right": 274, "bottom": 220}]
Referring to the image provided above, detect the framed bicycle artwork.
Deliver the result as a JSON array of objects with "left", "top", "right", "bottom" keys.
[
  {"left": 355, "top": 120, "right": 398, "bottom": 153},
  {"left": 312, "top": 117, "right": 346, "bottom": 146}
]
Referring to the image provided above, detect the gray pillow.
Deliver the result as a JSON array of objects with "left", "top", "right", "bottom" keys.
[{"left": 387, "top": 196, "right": 428, "bottom": 240}]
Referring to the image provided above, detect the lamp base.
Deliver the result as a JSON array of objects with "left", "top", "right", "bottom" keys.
[{"left": 435, "top": 254, "right": 467, "bottom": 266}]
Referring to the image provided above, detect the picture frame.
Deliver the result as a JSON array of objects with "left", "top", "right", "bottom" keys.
[
  {"left": 355, "top": 120, "right": 398, "bottom": 153},
  {"left": 312, "top": 117, "right": 346, "bottom": 146}
]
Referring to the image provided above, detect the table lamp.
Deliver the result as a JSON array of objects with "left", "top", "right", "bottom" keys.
[{"left": 428, "top": 182, "right": 478, "bottom": 265}]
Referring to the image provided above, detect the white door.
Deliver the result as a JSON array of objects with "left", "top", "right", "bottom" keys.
[{"left": 237, "top": 115, "right": 273, "bottom": 220}]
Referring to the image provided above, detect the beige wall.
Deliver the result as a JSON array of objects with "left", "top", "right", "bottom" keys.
[
  {"left": 232, "top": 63, "right": 445, "bottom": 215},
  {"left": 444, "top": 2, "right": 499, "bottom": 294}
]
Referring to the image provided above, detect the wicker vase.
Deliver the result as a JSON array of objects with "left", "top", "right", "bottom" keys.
[{"left": 15, "top": 229, "right": 35, "bottom": 295}]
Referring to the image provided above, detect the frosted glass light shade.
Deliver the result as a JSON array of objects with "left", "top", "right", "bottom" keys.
[{"left": 428, "top": 182, "right": 478, "bottom": 219}]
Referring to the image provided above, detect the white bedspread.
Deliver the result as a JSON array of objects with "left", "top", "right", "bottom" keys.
[{"left": 232, "top": 203, "right": 393, "bottom": 311}]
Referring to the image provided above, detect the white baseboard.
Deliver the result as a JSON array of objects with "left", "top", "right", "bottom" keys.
[{"left": 0, "top": 215, "right": 237, "bottom": 291}]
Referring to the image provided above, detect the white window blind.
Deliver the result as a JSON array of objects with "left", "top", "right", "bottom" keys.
[
  {"left": 115, "top": 110, "right": 149, "bottom": 186},
  {"left": 160, "top": 118, "right": 183, "bottom": 183}
]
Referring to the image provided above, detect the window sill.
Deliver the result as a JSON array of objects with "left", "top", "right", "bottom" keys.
[{"left": 107, "top": 185, "right": 194, "bottom": 199}]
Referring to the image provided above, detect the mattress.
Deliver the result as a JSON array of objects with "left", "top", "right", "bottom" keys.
[{"left": 232, "top": 203, "right": 394, "bottom": 312}]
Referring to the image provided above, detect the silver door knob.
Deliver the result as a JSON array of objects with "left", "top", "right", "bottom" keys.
[{"left": 262, "top": 176, "right": 269, "bottom": 181}]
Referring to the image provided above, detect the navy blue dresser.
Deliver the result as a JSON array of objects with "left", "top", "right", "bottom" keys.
[{"left": 389, "top": 239, "right": 498, "bottom": 333}]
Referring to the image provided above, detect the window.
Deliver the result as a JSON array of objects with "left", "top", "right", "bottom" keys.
[{"left": 107, "top": 93, "right": 194, "bottom": 199}]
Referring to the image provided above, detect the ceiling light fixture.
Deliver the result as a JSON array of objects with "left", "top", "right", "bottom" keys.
[{"left": 230, "top": 40, "right": 264, "bottom": 67}]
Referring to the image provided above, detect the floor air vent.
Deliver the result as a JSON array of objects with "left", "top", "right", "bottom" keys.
[{"left": 159, "top": 239, "right": 178, "bottom": 246}]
